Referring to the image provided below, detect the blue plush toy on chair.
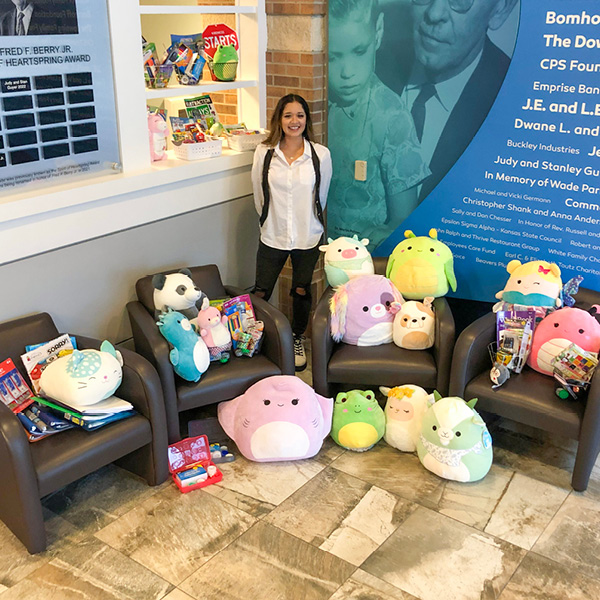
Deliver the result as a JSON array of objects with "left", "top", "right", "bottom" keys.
[{"left": 157, "top": 309, "right": 210, "bottom": 382}]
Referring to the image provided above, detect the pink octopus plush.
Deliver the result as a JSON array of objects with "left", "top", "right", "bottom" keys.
[
  {"left": 329, "top": 275, "right": 404, "bottom": 346},
  {"left": 528, "top": 306, "right": 600, "bottom": 375},
  {"left": 217, "top": 376, "right": 333, "bottom": 462}
]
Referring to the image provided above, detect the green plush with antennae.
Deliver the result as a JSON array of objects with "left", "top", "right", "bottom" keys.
[{"left": 386, "top": 228, "right": 456, "bottom": 300}]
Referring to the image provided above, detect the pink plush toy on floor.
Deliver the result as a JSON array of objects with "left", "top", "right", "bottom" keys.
[
  {"left": 148, "top": 111, "right": 168, "bottom": 162},
  {"left": 217, "top": 376, "right": 333, "bottom": 462}
]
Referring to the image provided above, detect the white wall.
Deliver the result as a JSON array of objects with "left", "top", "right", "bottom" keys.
[{"left": 0, "top": 194, "right": 259, "bottom": 344}]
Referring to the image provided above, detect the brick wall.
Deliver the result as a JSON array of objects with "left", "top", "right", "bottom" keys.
[{"left": 266, "top": 0, "right": 328, "bottom": 337}]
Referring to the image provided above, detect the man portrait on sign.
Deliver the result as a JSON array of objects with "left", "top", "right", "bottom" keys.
[
  {"left": 0, "top": 0, "right": 78, "bottom": 36},
  {"left": 377, "top": 0, "right": 519, "bottom": 202}
]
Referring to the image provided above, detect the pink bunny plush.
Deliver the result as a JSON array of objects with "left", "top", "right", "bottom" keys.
[
  {"left": 196, "top": 305, "right": 232, "bottom": 362},
  {"left": 218, "top": 376, "right": 333, "bottom": 462},
  {"left": 148, "top": 112, "right": 168, "bottom": 161}
]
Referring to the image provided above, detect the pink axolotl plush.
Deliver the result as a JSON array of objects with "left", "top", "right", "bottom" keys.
[
  {"left": 329, "top": 274, "right": 404, "bottom": 346},
  {"left": 196, "top": 305, "right": 232, "bottom": 361},
  {"left": 528, "top": 306, "right": 600, "bottom": 376},
  {"left": 217, "top": 376, "right": 333, "bottom": 462}
]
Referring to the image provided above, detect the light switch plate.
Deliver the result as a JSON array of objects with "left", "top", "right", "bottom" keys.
[{"left": 354, "top": 160, "right": 367, "bottom": 181}]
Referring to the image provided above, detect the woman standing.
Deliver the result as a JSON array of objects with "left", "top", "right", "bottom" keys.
[{"left": 251, "top": 94, "right": 332, "bottom": 371}]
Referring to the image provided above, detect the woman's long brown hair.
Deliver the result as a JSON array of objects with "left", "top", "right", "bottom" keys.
[{"left": 263, "top": 93, "right": 314, "bottom": 147}]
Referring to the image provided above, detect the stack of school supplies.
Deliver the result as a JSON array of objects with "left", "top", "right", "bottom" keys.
[
  {"left": 35, "top": 395, "right": 136, "bottom": 431},
  {"left": 18, "top": 401, "right": 74, "bottom": 442}
]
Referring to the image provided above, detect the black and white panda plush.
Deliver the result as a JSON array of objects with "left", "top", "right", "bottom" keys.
[{"left": 152, "top": 268, "right": 208, "bottom": 321}]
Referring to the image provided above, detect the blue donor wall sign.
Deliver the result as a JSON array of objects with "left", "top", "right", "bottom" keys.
[{"left": 327, "top": 0, "right": 600, "bottom": 302}]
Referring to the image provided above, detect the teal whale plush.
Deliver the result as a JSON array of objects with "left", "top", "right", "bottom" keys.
[{"left": 157, "top": 309, "right": 210, "bottom": 382}]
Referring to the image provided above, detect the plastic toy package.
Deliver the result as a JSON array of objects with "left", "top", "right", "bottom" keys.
[
  {"left": 168, "top": 435, "right": 223, "bottom": 493},
  {"left": 552, "top": 343, "right": 598, "bottom": 400},
  {"left": 163, "top": 33, "right": 207, "bottom": 85},
  {"left": 489, "top": 308, "right": 536, "bottom": 388},
  {"left": 222, "top": 295, "right": 264, "bottom": 356}
]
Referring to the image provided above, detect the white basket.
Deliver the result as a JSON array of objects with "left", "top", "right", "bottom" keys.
[
  {"left": 173, "top": 139, "right": 222, "bottom": 161},
  {"left": 226, "top": 131, "right": 268, "bottom": 152}
]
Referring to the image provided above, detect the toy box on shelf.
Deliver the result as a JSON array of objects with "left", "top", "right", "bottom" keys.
[
  {"left": 226, "top": 129, "right": 267, "bottom": 152},
  {"left": 173, "top": 139, "right": 222, "bottom": 161},
  {"left": 168, "top": 434, "right": 223, "bottom": 493}
]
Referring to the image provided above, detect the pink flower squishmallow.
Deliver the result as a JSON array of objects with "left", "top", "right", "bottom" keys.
[
  {"left": 329, "top": 275, "right": 404, "bottom": 346},
  {"left": 217, "top": 376, "right": 333, "bottom": 462},
  {"left": 528, "top": 306, "right": 600, "bottom": 375}
]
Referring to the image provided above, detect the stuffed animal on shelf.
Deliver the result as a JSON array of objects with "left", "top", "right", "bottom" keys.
[
  {"left": 331, "top": 389, "right": 386, "bottom": 451},
  {"left": 386, "top": 229, "right": 456, "bottom": 300},
  {"left": 329, "top": 274, "right": 404, "bottom": 346},
  {"left": 152, "top": 268, "right": 208, "bottom": 321},
  {"left": 528, "top": 306, "right": 600, "bottom": 375},
  {"left": 39, "top": 341, "right": 123, "bottom": 407},
  {"left": 157, "top": 310, "right": 210, "bottom": 382},
  {"left": 380, "top": 385, "right": 434, "bottom": 452},
  {"left": 217, "top": 376, "right": 333, "bottom": 462},
  {"left": 148, "top": 111, "right": 168, "bottom": 162},
  {"left": 196, "top": 305, "right": 232, "bottom": 363},
  {"left": 319, "top": 235, "right": 374, "bottom": 288},
  {"left": 417, "top": 395, "right": 493, "bottom": 483},
  {"left": 391, "top": 297, "right": 435, "bottom": 350},
  {"left": 495, "top": 260, "right": 562, "bottom": 309}
]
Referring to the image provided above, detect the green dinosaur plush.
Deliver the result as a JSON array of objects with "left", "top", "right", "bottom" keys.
[
  {"left": 331, "top": 389, "right": 385, "bottom": 451},
  {"left": 386, "top": 228, "right": 456, "bottom": 300}
]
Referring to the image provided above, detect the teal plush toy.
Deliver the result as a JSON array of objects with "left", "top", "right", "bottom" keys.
[
  {"left": 417, "top": 394, "right": 493, "bottom": 482},
  {"left": 157, "top": 309, "right": 210, "bottom": 382},
  {"left": 386, "top": 229, "right": 456, "bottom": 300},
  {"left": 331, "top": 389, "right": 385, "bottom": 451},
  {"left": 319, "top": 235, "right": 374, "bottom": 287}
]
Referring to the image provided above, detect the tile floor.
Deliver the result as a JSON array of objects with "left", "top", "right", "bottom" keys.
[{"left": 2, "top": 347, "right": 600, "bottom": 600}]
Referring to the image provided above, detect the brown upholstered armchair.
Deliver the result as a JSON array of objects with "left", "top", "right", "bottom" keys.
[
  {"left": 0, "top": 313, "right": 169, "bottom": 554},
  {"left": 127, "top": 264, "right": 295, "bottom": 443},
  {"left": 449, "top": 286, "right": 600, "bottom": 492},
  {"left": 311, "top": 257, "right": 455, "bottom": 398}
]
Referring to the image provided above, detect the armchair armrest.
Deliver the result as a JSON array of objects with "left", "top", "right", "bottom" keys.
[
  {"left": 225, "top": 286, "right": 294, "bottom": 375},
  {"left": 311, "top": 287, "right": 335, "bottom": 397},
  {"left": 0, "top": 402, "right": 46, "bottom": 552},
  {"left": 431, "top": 297, "right": 455, "bottom": 395},
  {"left": 449, "top": 311, "right": 496, "bottom": 397},
  {"left": 126, "top": 301, "right": 179, "bottom": 442}
]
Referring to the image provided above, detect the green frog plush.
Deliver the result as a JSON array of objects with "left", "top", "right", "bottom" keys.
[
  {"left": 212, "top": 44, "right": 238, "bottom": 81},
  {"left": 331, "top": 389, "right": 385, "bottom": 451}
]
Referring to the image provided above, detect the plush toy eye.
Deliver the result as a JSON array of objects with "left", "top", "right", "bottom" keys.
[
  {"left": 194, "top": 286, "right": 200, "bottom": 292},
  {"left": 291, "top": 398, "right": 299, "bottom": 405},
  {"left": 263, "top": 399, "right": 271, "bottom": 406},
  {"left": 579, "top": 329, "right": 585, "bottom": 334},
  {"left": 355, "top": 247, "right": 359, "bottom": 250},
  {"left": 430, "top": 247, "right": 434, "bottom": 252},
  {"left": 432, "top": 425, "right": 437, "bottom": 431},
  {"left": 554, "top": 323, "right": 559, "bottom": 328},
  {"left": 341, "top": 397, "right": 347, "bottom": 403},
  {"left": 365, "top": 394, "right": 372, "bottom": 400},
  {"left": 517, "top": 280, "right": 522, "bottom": 284},
  {"left": 403, "top": 317, "right": 409, "bottom": 322},
  {"left": 455, "top": 431, "right": 461, "bottom": 437},
  {"left": 338, "top": 248, "right": 342, "bottom": 252},
  {"left": 422, "top": 316, "right": 426, "bottom": 321},
  {"left": 176, "top": 285, "right": 187, "bottom": 295},
  {"left": 362, "top": 306, "right": 369, "bottom": 312},
  {"left": 407, "top": 246, "right": 412, "bottom": 250}
]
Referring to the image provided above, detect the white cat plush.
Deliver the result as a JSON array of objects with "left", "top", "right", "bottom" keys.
[{"left": 39, "top": 341, "right": 123, "bottom": 407}]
